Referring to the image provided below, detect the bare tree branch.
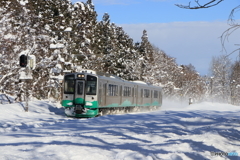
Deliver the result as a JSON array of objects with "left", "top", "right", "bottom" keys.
[
  {"left": 228, "top": 5, "right": 240, "bottom": 26},
  {"left": 221, "top": 24, "right": 240, "bottom": 56},
  {"left": 224, "top": 48, "right": 240, "bottom": 58},
  {"left": 175, "top": 0, "right": 224, "bottom": 9},
  {"left": 176, "top": 1, "right": 240, "bottom": 59}
]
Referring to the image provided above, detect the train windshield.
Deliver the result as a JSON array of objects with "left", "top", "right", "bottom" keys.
[
  {"left": 64, "top": 75, "right": 75, "bottom": 94},
  {"left": 86, "top": 75, "right": 97, "bottom": 95}
]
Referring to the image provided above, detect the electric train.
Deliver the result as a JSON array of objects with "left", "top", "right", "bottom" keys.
[{"left": 61, "top": 70, "right": 162, "bottom": 118}]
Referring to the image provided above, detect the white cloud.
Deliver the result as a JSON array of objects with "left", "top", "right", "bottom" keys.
[{"left": 119, "top": 21, "right": 240, "bottom": 75}]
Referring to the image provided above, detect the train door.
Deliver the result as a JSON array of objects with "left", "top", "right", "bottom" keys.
[
  {"left": 136, "top": 86, "right": 138, "bottom": 107},
  {"left": 100, "top": 83, "right": 106, "bottom": 106},
  {"left": 135, "top": 87, "right": 138, "bottom": 105},
  {"left": 141, "top": 88, "right": 144, "bottom": 105},
  {"left": 137, "top": 88, "right": 143, "bottom": 105},
  {"left": 74, "top": 80, "right": 85, "bottom": 105},
  {"left": 132, "top": 87, "right": 135, "bottom": 105},
  {"left": 151, "top": 90, "right": 153, "bottom": 104},
  {"left": 159, "top": 90, "right": 162, "bottom": 105},
  {"left": 120, "top": 85, "right": 123, "bottom": 105},
  {"left": 98, "top": 82, "right": 102, "bottom": 107}
]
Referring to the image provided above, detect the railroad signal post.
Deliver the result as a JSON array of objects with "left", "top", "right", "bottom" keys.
[
  {"left": 19, "top": 54, "right": 35, "bottom": 112},
  {"left": 20, "top": 54, "right": 28, "bottom": 67}
]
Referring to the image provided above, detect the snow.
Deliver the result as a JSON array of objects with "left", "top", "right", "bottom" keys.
[
  {"left": 82, "top": 70, "right": 97, "bottom": 74},
  {"left": 19, "top": 0, "right": 28, "bottom": 6},
  {"left": 4, "top": 33, "right": 16, "bottom": 40},
  {"left": 64, "top": 27, "right": 72, "bottom": 32},
  {"left": 50, "top": 43, "right": 65, "bottom": 49},
  {"left": 49, "top": 75, "right": 63, "bottom": 81},
  {"left": 133, "top": 80, "right": 148, "bottom": 85},
  {"left": 44, "top": 24, "right": 50, "bottom": 31},
  {"left": 76, "top": 2, "right": 85, "bottom": 11},
  {"left": 19, "top": 70, "right": 33, "bottom": 80},
  {"left": 0, "top": 99, "right": 240, "bottom": 160}
]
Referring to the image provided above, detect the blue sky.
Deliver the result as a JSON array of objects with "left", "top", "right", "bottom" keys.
[{"left": 72, "top": 0, "right": 240, "bottom": 75}]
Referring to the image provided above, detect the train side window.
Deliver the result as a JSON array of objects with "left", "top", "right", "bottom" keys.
[
  {"left": 108, "top": 84, "right": 118, "bottom": 96},
  {"left": 141, "top": 89, "right": 143, "bottom": 98},
  {"left": 124, "top": 86, "right": 131, "bottom": 97},
  {"left": 128, "top": 87, "right": 131, "bottom": 97},
  {"left": 144, "top": 89, "right": 150, "bottom": 98}
]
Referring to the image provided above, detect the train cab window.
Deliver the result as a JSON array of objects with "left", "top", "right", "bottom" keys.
[
  {"left": 86, "top": 75, "right": 97, "bottom": 95},
  {"left": 64, "top": 75, "right": 75, "bottom": 94},
  {"left": 77, "top": 82, "right": 84, "bottom": 95}
]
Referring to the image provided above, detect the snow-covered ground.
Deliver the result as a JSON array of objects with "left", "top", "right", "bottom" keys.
[{"left": 0, "top": 99, "right": 240, "bottom": 160}]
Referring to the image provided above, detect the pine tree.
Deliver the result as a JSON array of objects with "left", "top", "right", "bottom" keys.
[
  {"left": 0, "top": 0, "right": 206, "bottom": 102},
  {"left": 137, "top": 30, "right": 154, "bottom": 81}
]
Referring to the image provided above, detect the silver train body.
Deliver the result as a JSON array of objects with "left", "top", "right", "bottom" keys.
[{"left": 61, "top": 70, "right": 163, "bottom": 118}]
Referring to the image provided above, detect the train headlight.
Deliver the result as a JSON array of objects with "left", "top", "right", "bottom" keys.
[
  {"left": 78, "top": 74, "right": 85, "bottom": 78},
  {"left": 67, "top": 102, "right": 73, "bottom": 106},
  {"left": 85, "top": 102, "right": 92, "bottom": 106}
]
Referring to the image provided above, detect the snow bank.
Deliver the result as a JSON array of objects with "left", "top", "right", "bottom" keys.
[
  {"left": 0, "top": 100, "right": 240, "bottom": 160},
  {"left": 162, "top": 99, "right": 240, "bottom": 111}
]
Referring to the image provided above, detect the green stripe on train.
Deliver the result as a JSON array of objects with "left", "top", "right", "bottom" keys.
[
  {"left": 61, "top": 100, "right": 73, "bottom": 107},
  {"left": 84, "top": 101, "right": 98, "bottom": 108},
  {"left": 74, "top": 98, "right": 85, "bottom": 104},
  {"left": 103, "top": 100, "right": 161, "bottom": 108}
]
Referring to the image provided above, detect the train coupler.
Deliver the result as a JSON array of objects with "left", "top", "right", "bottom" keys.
[{"left": 75, "top": 105, "right": 87, "bottom": 114}]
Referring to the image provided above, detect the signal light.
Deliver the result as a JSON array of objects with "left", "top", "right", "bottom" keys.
[{"left": 20, "top": 54, "right": 27, "bottom": 67}]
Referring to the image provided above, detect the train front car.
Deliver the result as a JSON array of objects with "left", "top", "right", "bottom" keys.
[{"left": 61, "top": 73, "right": 99, "bottom": 118}]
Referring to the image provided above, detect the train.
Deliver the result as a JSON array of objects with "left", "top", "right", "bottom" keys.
[{"left": 61, "top": 70, "right": 162, "bottom": 118}]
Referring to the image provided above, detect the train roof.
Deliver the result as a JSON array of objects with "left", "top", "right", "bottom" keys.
[{"left": 66, "top": 70, "right": 162, "bottom": 89}]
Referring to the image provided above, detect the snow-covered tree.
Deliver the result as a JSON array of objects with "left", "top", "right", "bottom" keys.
[
  {"left": 209, "top": 55, "right": 232, "bottom": 102},
  {"left": 230, "top": 61, "right": 240, "bottom": 105},
  {"left": 0, "top": 0, "right": 207, "bottom": 103},
  {"left": 137, "top": 30, "right": 154, "bottom": 81}
]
